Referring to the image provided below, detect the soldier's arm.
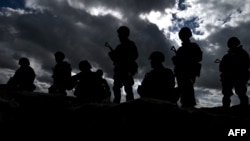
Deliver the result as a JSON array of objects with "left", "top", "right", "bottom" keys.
[
  {"left": 164, "top": 69, "right": 175, "bottom": 88},
  {"left": 219, "top": 56, "right": 227, "bottom": 72},
  {"left": 129, "top": 41, "right": 138, "bottom": 61},
  {"left": 194, "top": 43, "right": 202, "bottom": 63}
]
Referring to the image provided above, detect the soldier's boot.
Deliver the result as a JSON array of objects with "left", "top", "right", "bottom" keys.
[
  {"left": 113, "top": 86, "right": 121, "bottom": 104},
  {"left": 222, "top": 96, "right": 231, "bottom": 109},
  {"left": 125, "top": 86, "right": 134, "bottom": 102},
  {"left": 239, "top": 95, "right": 249, "bottom": 107}
]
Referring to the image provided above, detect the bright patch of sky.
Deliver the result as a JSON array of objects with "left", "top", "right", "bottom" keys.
[
  {"left": 0, "top": 7, "right": 33, "bottom": 16},
  {"left": 194, "top": 87, "right": 222, "bottom": 108},
  {"left": 139, "top": 0, "right": 250, "bottom": 46},
  {"left": 86, "top": 6, "right": 124, "bottom": 20},
  {"left": 205, "top": 43, "right": 220, "bottom": 54},
  {"left": 139, "top": 10, "right": 172, "bottom": 30},
  {"left": 67, "top": 0, "right": 124, "bottom": 20}
]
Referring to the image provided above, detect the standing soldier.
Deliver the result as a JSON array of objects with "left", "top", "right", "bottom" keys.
[
  {"left": 49, "top": 51, "right": 72, "bottom": 96},
  {"left": 172, "top": 27, "right": 202, "bottom": 108},
  {"left": 108, "top": 26, "right": 138, "bottom": 103},
  {"left": 219, "top": 37, "right": 250, "bottom": 108}
]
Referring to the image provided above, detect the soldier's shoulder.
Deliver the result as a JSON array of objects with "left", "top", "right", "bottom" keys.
[
  {"left": 164, "top": 67, "right": 174, "bottom": 73},
  {"left": 61, "top": 61, "right": 72, "bottom": 70},
  {"left": 190, "top": 42, "right": 201, "bottom": 49},
  {"left": 127, "top": 40, "right": 136, "bottom": 46},
  {"left": 62, "top": 61, "right": 71, "bottom": 66},
  {"left": 241, "top": 47, "right": 249, "bottom": 55}
]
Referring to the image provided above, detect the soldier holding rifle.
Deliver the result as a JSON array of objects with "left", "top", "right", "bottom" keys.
[
  {"left": 172, "top": 27, "right": 202, "bottom": 108},
  {"left": 106, "top": 26, "right": 138, "bottom": 104}
]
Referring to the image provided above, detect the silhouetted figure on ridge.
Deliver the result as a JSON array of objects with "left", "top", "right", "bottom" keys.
[
  {"left": 71, "top": 60, "right": 109, "bottom": 103},
  {"left": 49, "top": 51, "right": 72, "bottom": 96},
  {"left": 7, "top": 57, "right": 36, "bottom": 91},
  {"left": 172, "top": 27, "right": 202, "bottom": 107},
  {"left": 109, "top": 26, "right": 138, "bottom": 103},
  {"left": 219, "top": 37, "right": 250, "bottom": 108},
  {"left": 96, "top": 69, "right": 112, "bottom": 103},
  {"left": 72, "top": 60, "right": 94, "bottom": 101},
  {"left": 138, "top": 51, "right": 179, "bottom": 104}
]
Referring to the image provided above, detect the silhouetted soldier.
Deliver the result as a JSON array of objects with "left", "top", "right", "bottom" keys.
[
  {"left": 72, "top": 60, "right": 106, "bottom": 103},
  {"left": 49, "top": 51, "right": 72, "bottom": 96},
  {"left": 138, "top": 51, "right": 179, "bottom": 103},
  {"left": 72, "top": 60, "right": 93, "bottom": 100},
  {"left": 172, "top": 27, "right": 202, "bottom": 107},
  {"left": 109, "top": 26, "right": 138, "bottom": 103},
  {"left": 219, "top": 37, "right": 250, "bottom": 108},
  {"left": 7, "top": 57, "right": 36, "bottom": 91},
  {"left": 96, "top": 69, "right": 111, "bottom": 103}
]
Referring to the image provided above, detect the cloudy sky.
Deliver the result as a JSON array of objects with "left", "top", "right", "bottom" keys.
[{"left": 1, "top": 0, "right": 250, "bottom": 107}]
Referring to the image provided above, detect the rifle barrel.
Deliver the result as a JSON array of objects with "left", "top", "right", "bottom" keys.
[
  {"left": 214, "top": 58, "right": 221, "bottom": 63},
  {"left": 104, "top": 42, "right": 113, "bottom": 51},
  {"left": 171, "top": 46, "right": 177, "bottom": 53}
]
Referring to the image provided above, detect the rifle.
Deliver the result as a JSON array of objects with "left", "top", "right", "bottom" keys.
[
  {"left": 171, "top": 45, "right": 202, "bottom": 77},
  {"left": 104, "top": 42, "right": 114, "bottom": 52},
  {"left": 105, "top": 42, "right": 116, "bottom": 65},
  {"left": 214, "top": 58, "right": 221, "bottom": 63},
  {"left": 170, "top": 46, "right": 177, "bottom": 53}
]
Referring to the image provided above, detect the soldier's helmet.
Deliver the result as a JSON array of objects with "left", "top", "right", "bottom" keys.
[
  {"left": 96, "top": 69, "right": 104, "bottom": 77},
  {"left": 54, "top": 51, "right": 65, "bottom": 61},
  {"left": 79, "top": 60, "right": 92, "bottom": 71},
  {"left": 19, "top": 57, "right": 30, "bottom": 66},
  {"left": 149, "top": 51, "right": 165, "bottom": 62},
  {"left": 179, "top": 27, "right": 192, "bottom": 40},
  {"left": 117, "top": 26, "right": 130, "bottom": 37},
  {"left": 227, "top": 37, "right": 240, "bottom": 48}
]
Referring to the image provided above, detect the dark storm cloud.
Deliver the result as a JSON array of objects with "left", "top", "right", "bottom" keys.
[
  {"left": 1, "top": 0, "right": 249, "bottom": 107},
  {"left": 24, "top": 0, "right": 176, "bottom": 75},
  {"left": 0, "top": 0, "right": 176, "bottom": 92}
]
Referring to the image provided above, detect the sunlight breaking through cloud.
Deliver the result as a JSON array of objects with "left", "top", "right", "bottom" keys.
[{"left": 87, "top": 6, "right": 124, "bottom": 20}]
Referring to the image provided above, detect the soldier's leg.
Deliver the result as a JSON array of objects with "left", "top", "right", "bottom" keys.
[
  {"left": 177, "top": 75, "right": 196, "bottom": 107},
  {"left": 183, "top": 80, "right": 196, "bottom": 107},
  {"left": 221, "top": 81, "right": 233, "bottom": 108},
  {"left": 113, "top": 75, "right": 123, "bottom": 104},
  {"left": 234, "top": 81, "right": 249, "bottom": 107},
  {"left": 124, "top": 74, "right": 135, "bottom": 102},
  {"left": 124, "top": 86, "right": 133, "bottom": 101}
]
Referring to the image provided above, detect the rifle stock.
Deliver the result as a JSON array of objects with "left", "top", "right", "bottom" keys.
[
  {"left": 104, "top": 42, "right": 114, "bottom": 51},
  {"left": 171, "top": 46, "right": 177, "bottom": 53},
  {"left": 214, "top": 58, "right": 221, "bottom": 63}
]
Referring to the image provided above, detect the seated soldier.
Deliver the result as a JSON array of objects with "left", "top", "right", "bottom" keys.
[
  {"left": 95, "top": 69, "right": 111, "bottom": 103},
  {"left": 49, "top": 51, "right": 72, "bottom": 96},
  {"left": 138, "top": 51, "right": 179, "bottom": 103},
  {"left": 72, "top": 60, "right": 108, "bottom": 103},
  {"left": 7, "top": 57, "right": 36, "bottom": 91}
]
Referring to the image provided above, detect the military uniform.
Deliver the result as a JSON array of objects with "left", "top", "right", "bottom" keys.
[
  {"left": 172, "top": 41, "right": 202, "bottom": 107},
  {"left": 220, "top": 45, "right": 250, "bottom": 108},
  {"left": 109, "top": 39, "right": 138, "bottom": 103}
]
